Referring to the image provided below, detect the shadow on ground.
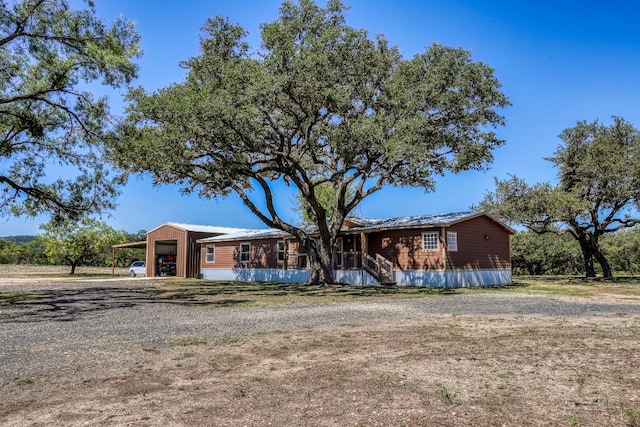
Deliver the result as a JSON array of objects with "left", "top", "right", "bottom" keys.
[{"left": 0, "top": 281, "right": 530, "bottom": 323}]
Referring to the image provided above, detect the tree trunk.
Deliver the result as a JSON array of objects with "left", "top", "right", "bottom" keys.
[
  {"left": 70, "top": 262, "right": 77, "bottom": 275},
  {"left": 577, "top": 239, "right": 596, "bottom": 278},
  {"left": 305, "top": 239, "right": 335, "bottom": 285},
  {"left": 591, "top": 242, "right": 613, "bottom": 278}
]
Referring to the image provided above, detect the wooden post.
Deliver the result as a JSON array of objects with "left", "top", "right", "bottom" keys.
[
  {"left": 283, "top": 239, "right": 288, "bottom": 270},
  {"left": 441, "top": 226, "right": 447, "bottom": 288},
  {"left": 360, "top": 232, "right": 368, "bottom": 268}
]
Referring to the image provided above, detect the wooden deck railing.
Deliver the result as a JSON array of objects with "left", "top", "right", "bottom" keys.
[{"left": 363, "top": 253, "right": 395, "bottom": 285}]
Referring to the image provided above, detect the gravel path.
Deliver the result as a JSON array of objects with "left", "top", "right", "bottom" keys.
[{"left": 1, "top": 282, "right": 639, "bottom": 379}]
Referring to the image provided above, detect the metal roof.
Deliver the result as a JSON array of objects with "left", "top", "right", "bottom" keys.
[
  {"left": 198, "top": 228, "right": 291, "bottom": 243},
  {"left": 196, "top": 211, "right": 514, "bottom": 243},
  {"left": 168, "top": 211, "right": 515, "bottom": 243},
  {"left": 345, "top": 211, "right": 481, "bottom": 231},
  {"left": 147, "top": 222, "right": 249, "bottom": 235},
  {"left": 346, "top": 211, "right": 514, "bottom": 234}
]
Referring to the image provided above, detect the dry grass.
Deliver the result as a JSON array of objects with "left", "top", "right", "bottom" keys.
[{"left": 0, "top": 264, "right": 128, "bottom": 278}]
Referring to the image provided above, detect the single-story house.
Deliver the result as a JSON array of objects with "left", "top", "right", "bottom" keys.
[{"left": 196, "top": 211, "right": 515, "bottom": 287}]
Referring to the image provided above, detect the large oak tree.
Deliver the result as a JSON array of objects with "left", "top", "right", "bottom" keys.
[
  {"left": 478, "top": 117, "right": 640, "bottom": 278},
  {"left": 1, "top": 0, "right": 140, "bottom": 222},
  {"left": 114, "top": 0, "right": 509, "bottom": 284}
]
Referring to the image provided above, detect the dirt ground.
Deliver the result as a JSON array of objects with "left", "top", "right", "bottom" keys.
[{"left": 1, "top": 272, "right": 639, "bottom": 426}]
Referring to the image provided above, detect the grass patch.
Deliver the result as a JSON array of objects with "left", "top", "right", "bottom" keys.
[
  {"left": 460, "top": 276, "right": 640, "bottom": 299},
  {"left": 169, "top": 336, "right": 208, "bottom": 347},
  {"left": 435, "top": 382, "right": 456, "bottom": 402},
  {"left": 0, "top": 292, "right": 39, "bottom": 304}
]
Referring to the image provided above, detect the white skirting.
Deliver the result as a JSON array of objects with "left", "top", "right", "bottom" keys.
[
  {"left": 200, "top": 268, "right": 311, "bottom": 283},
  {"left": 393, "top": 269, "right": 512, "bottom": 287},
  {"left": 199, "top": 268, "right": 511, "bottom": 287}
]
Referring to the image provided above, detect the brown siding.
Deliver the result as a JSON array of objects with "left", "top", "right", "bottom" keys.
[
  {"left": 186, "top": 232, "right": 213, "bottom": 278},
  {"left": 365, "top": 215, "right": 511, "bottom": 272},
  {"left": 146, "top": 226, "right": 221, "bottom": 278},
  {"left": 367, "top": 229, "right": 444, "bottom": 271},
  {"left": 201, "top": 238, "right": 304, "bottom": 270},
  {"left": 201, "top": 241, "right": 237, "bottom": 269},
  {"left": 146, "top": 225, "right": 184, "bottom": 277},
  {"left": 446, "top": 216, "right": 511, "bottom": 270}
]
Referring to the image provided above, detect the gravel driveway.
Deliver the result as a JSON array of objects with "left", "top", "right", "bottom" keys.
[
  {"left": 1, "top": 282, "right": 639, "bottom": 379},
  {"left": 2, "top": 281, "right": 640, "bottom": 427}
]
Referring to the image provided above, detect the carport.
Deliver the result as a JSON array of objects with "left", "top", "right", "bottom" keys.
[{"left": 111, "top": 240, "right": 147, "bottom": 277}]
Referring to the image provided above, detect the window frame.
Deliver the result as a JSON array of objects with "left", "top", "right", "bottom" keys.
[
  {"left": 447, "top": 232, "right": 458, "bottom": 252},
  {"left": 205, "top": 244, "right": 215, "bottom": 263},
  {"left": 335, "top": 237, "right": 343, "bottom": 268},
  {"left": 239, "top": 242, "right": 251, "bottom": 263},
  {"left": 422, "top": 231, "right": 439, "bottom": 251},
  {"left": 277, "top": 240, "right": 286, "bottom": 263}
]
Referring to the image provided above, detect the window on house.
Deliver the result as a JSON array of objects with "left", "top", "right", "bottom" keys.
[
  {"left": 297, "top": 254, "right": 308, "bottom": 269},
  {"left": 422, "top": 232, "right": 439, "bottom": 251},
  {"left": 240, "top": 243, "right": 251, "bottom": 262},
  {"left": 335, "top": 237, "right": 343, "bottom": 267},
  {"left": 277, "top": 241, "right": 286, "bottom": 262},
  {"left": 206, "top": 244, "right": 215, "bottom": 263},
  {"left": 447, "top": 232, "right": 458, "bottom": 251}
]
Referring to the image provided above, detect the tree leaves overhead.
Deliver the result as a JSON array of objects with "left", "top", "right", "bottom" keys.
[
  {"left": 115, "top": 0, "right": 509, "bottom": 284},
  {"left": 1, "top": 0, "right": 140, "bottom": 222}
]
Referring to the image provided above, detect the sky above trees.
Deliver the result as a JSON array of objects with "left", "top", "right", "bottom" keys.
[{"left": 3, "top": 0, "right": 640, "bottom": 236}]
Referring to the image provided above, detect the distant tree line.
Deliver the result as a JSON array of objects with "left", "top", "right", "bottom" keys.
[
  {"left": 0, "top": 219, "right": 146, "bottom": 273},
  {"left": 511, "top": 227, "right": 640, "bottom": 276}
]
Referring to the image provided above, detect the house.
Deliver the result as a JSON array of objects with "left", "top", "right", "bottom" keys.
[{"left": 196, "top": 212, "right": 514, "bottom": 287}]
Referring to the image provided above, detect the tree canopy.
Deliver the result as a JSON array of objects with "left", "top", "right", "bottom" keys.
[
  {"left": 1, "top": 0, "right": 140, "bottom": 222},
  {"left": 478, "top": 117, "right": 640, "bottom": 278},
  {"left": 114, "top": 0, "right": 509, "bottom": 284}
]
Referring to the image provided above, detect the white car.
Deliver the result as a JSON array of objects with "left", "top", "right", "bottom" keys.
[{"left": 129, "top": 261, "right": 146, "bottom": 277}]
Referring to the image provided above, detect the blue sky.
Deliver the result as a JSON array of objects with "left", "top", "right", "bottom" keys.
[{"left": 3, "top": 0, "right": 640, "bottom": 236}]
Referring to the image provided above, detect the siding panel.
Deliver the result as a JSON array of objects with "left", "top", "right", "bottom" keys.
[
  {"left": 202, "top": 238, "right": 305, "bottom": 270},
  {"left": 447, "top": 216, "right": 511, "bottom": 270},
  {"left": 367, "top": 229, "right": 444, "bottom": 271}
]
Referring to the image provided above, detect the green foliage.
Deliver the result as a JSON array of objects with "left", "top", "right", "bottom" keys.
[
  {"left": 114, "top": 0, "right": 509, "bottom": 284},
  {"left": 293, "top": 181, "right": 359, "bottom": 225},
  {"left": 112, "top": 229, "right": 147, "bottom": 268},
  {"left": 601, "top": 227, "right": 640, "bottom": 275},
  {"left": 0, "top": 227, "right": 144, "bottom": 267},
  {"left": 511, "top": 230, "right": 582, "bottom": 275},
  {"left": 479, "top": 117, "right": 640, "bottom": 278},
  {"left": 0, "top": 0, "right": 140, "bottom": 222},
  {"left": 0, "top": 236, "right": 46, "bottom": 264},
  {"left": 39, "top": 217, "right": 126, "bottom": 274}
]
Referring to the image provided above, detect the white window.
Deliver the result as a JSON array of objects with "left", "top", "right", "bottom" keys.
[
  {"left": 206, "top": 244, "right": 215, "bottom": 263},
  {"left": 240, "top": 243, "right": 251, "bottom": 262},
  {"left": 447, "top": 232, "right": 458, "bottom": 251},
  {"left": 335, "top": 237, "right": 343, "bottom": 267},
  {"left": 277, "top": 241, "right": 286, "bottom": 262},
  {"left": 422, "top": 232, "right": 439, "bottom": 251}
]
